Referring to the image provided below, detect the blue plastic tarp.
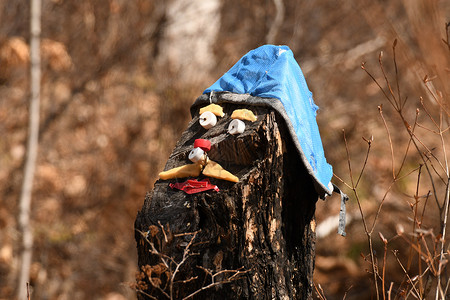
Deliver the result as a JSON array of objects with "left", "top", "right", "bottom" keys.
[{"left": 203, "top": 45, "right": 333, "bottom": 197}]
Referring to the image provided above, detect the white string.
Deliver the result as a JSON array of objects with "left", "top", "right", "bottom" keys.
[{"left": 209, "top": 91, "right": 214, "bottom": 103}]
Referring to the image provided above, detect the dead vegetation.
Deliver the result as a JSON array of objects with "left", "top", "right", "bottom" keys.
[
  {"left": 332, "top": 35, "right": 449, "bottom": 299},
  {"left": 134, "top": 227, "right": 248, "bottom": 300},
  {"left": 0, "top": 0, "right": 449, "bottom": 299}
]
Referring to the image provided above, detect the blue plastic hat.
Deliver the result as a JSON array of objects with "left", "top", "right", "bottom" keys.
[{"left": 201, "top": 45, "right": 334, "bottom": 197}]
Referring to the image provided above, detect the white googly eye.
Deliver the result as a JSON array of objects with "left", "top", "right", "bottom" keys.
[
  {"left": 188, "top": 147, "right": 205, "bottom": 163},
  {"left": 228, "top": 119, "right": 245, "bottom": 135},
  {"left": 199, "top": 111, "right": 217, "bottom": 129}
]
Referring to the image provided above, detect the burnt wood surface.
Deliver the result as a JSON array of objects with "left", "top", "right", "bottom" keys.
[{"left": 135, "top": 100, "right": 319, "bottom": 299}]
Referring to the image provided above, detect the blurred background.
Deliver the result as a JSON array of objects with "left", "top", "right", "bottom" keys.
[{"left": 0, "top": 0, "right": 448, "bottom": 299}]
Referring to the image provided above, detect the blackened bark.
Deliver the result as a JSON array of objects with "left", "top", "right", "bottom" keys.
[{"left": 135, "top": 100, "right": 318, "bottom": 299}]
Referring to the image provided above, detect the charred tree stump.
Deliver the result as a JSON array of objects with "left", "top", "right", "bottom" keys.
[{"left": 135, "top": 98, "right": 319, "bottom": 299}]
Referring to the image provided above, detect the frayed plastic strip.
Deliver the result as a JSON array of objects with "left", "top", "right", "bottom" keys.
[{"left": 333, "top": 183, "right": 349, "bottom": 236}]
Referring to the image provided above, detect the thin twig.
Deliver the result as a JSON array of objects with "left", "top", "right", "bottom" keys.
[
  {"left": 378, "top": 51, "right": 399, "bottom": 110},
  {"left": 415, "top": 123, "right": 445, "bottom": 135},
  {"left": 392, "top": 39, "right": 402, "bottom": 110},
  {"left": 343, "top": 285, "right": 353, "bottom": 300},
  {"left": 333, "top": 173, "right": 353, "bottom": 190},
  {"left": 379, "top": 232, "right": 387, "bottom": 300},
  {"left": 170, "top": 231, "right": 199, "bottom": 298},
  {"left": 420, "top": 191, "right": 431, "bottom": 225},
  {"left": 27, "top": 282, "right": 31, "bottom": 300},
  {"left": 173, "top": 231, "right": 202, "bottom": 237},
  {"left": 407, "top": 166, "right": 422, "bottom": 275},
  {"left": 343, "top": 130, "right": 380, "bottom": 299},
  {"left": 395, "top": 112, "right": 418, "bottom": 178},
  {"left": 435, "top": 178, "right": 450, "bottom": 300},
  {"left": 136, "top": 288, "right": 159, "bottom": 300},
  {"left": 173, "top": 276, "right": 199, "bottom": 285},
  {"left": 158, "top": 221, "right": 168, "bottom": 243},
  {"left": 356, "top": 135, "right": 373, "bottom": 188},
  {"left": 314, "top": 283, "right": 327, "bottom": 300},
  {"left": 182, "top": 267, "right": 248, "bottom": 300},
  {"left": 363, "top": 53, "right": 442, "bottom": 212},
  {"left": 361, "top": 62, "right": 394, "bottom": 108},
  {"left": 422, "top": 77, "right": 450, "bottom": 116},
  {"left": 400, "top": 113, "right": 442, "bottom": 212},
  {"left": 392, "top": 250, "right": 422, "bottom": 299},
  {"left": 387, "top": 282, "right": 393, "bottom": 300},
  {"left": 416, "top": 177, "right": 424, "bottom": 297},
  {"left": 419, "top": 98, "right": 441, "bottom": 131},
  {"left": 378, "top": 105, "right": 395, "bottom": 178}
]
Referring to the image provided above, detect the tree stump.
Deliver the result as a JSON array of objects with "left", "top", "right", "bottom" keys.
[{"left": 135, "top": 94, "right": 319, "bottom": 299}]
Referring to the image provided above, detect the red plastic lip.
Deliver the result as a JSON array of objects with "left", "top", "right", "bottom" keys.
[
  {"left": 169, "top": 179, "right": 219, "bottom": 194},
  {"left": 194, "top": 139, "right": 211, "bottom": 152}
]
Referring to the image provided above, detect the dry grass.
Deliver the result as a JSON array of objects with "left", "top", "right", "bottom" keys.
[{"left": 315, "top": 22, "right": 449, "bottom": 300}]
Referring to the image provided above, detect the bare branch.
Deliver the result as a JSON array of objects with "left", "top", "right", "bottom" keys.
[
  {"left": 182, "top": 267, "right": 249, "bottom": 300},
  {"left": 435, "top": 178, "right": 450, "bottom": 300},
  {"left": 379, "top": 52, "right": 399, "bottom": 110},
  {"left": 378, "top": 105, "right": 395, "bottom": 178},
  {"left": 392, "top": 250, "right": 422, "bottom": 299}
]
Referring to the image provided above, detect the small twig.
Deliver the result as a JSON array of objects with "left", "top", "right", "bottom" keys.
[
  {"left": 378, "top": 51, "right": 399, "bottom": 110},
  {"left": 392, "top": 39, "right": 402, "bottom": 110},
  {"left": 173, "top": 276, "right": 199, "bottom": 285},
  {"left": 363, "top": 51, "right": 442, "bottom": 213},
  {"left": 342, "top": 285, "right": 353, "bottom": 300},
  {"left": 422, "top": 76, "right": 450, "bottom": 116},
  {"left": 397, "top": 230, "right": 437, "bottom": 275},
  {"left": 356, "top": 135, "right": 373, "bottom": 188},
  {"left": 361, "top": 62, "right": 394, "bottom": 109},
  {"left": 421, "top": 151, "right": 448, "bottom": 185},
  {"left": 395, "top": 112, "right": 418, "bottom": 178},
  {"left": 402, "top": 114, "right": 442, "bottom": 212},
  {"left": 147, "top": 278, "right": 171, "bottom": 300},
  {"left": 333, "top": 173, "right": 353, "bottom": 190},
  {"left": 343, "top": 130, "right": 380, "bottom": 299},
  {"left": 435, "top": 178, "right": 450, "bottom": 300},
  {"left": 370, "top": 181, "right": 395, "bottom": 232},
  {"left": 158, "top": 221, "right": 168, "bottom": 243},
  {"left": 443, "top": 22, "right": 450, "bottom": 50},
  {"left": 169, "top": 231, "right": 199, "bottom": 298},
  {"left": 443, "top": 276, "right": 450, "bottom": 298},
  {"left": 415, "top": 123, "right": 447, "bottom": 136},
  {"left": 419, "top": 98, "right": 441, "bottom": 131},
  {"left": 314, "top": 283, "right": 327, "bottom": 300},
  {"left": 136, "top": 288, "right": 159, "bottom": 300},
  {"left": 378, "top": 105, "right": 395, "bottom": 178},
  {"left": 395, "top": 165, "right": 422, "bottom": 182},
  {"left": 182, "top": 267, "right": 248, "bottom": 300},
  {"left": 438, "top": 109, "right": 449, "bottom": 178},
  {"left": 419, "top": 235, "right": 438, "bottom": 276},
  {"left": 407, "top": 166, "right": 423, "bottom": 276},
  {"left": 379, "top": 232, "right": 388, "bottom": 300},
  {"left": 173, "top": 231, "right": 201, "bottom": 237},
  {"left": 343, "top": 130, "right": 355, "bottom": 189},
  {"left": 27, "top": 282, "right": 31, "bottom": 300},
  {"left": 420, "top": 191, "right": 431, "bottom": 225},
  {"left": 387, "top": 282, "right": 393, "bottom": 300},
  {"left": 136, "top": 229, "right": 172, "bottom": 266},
  {"left": 392, "top": 250, "right": 422, "bottom": 299}
]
